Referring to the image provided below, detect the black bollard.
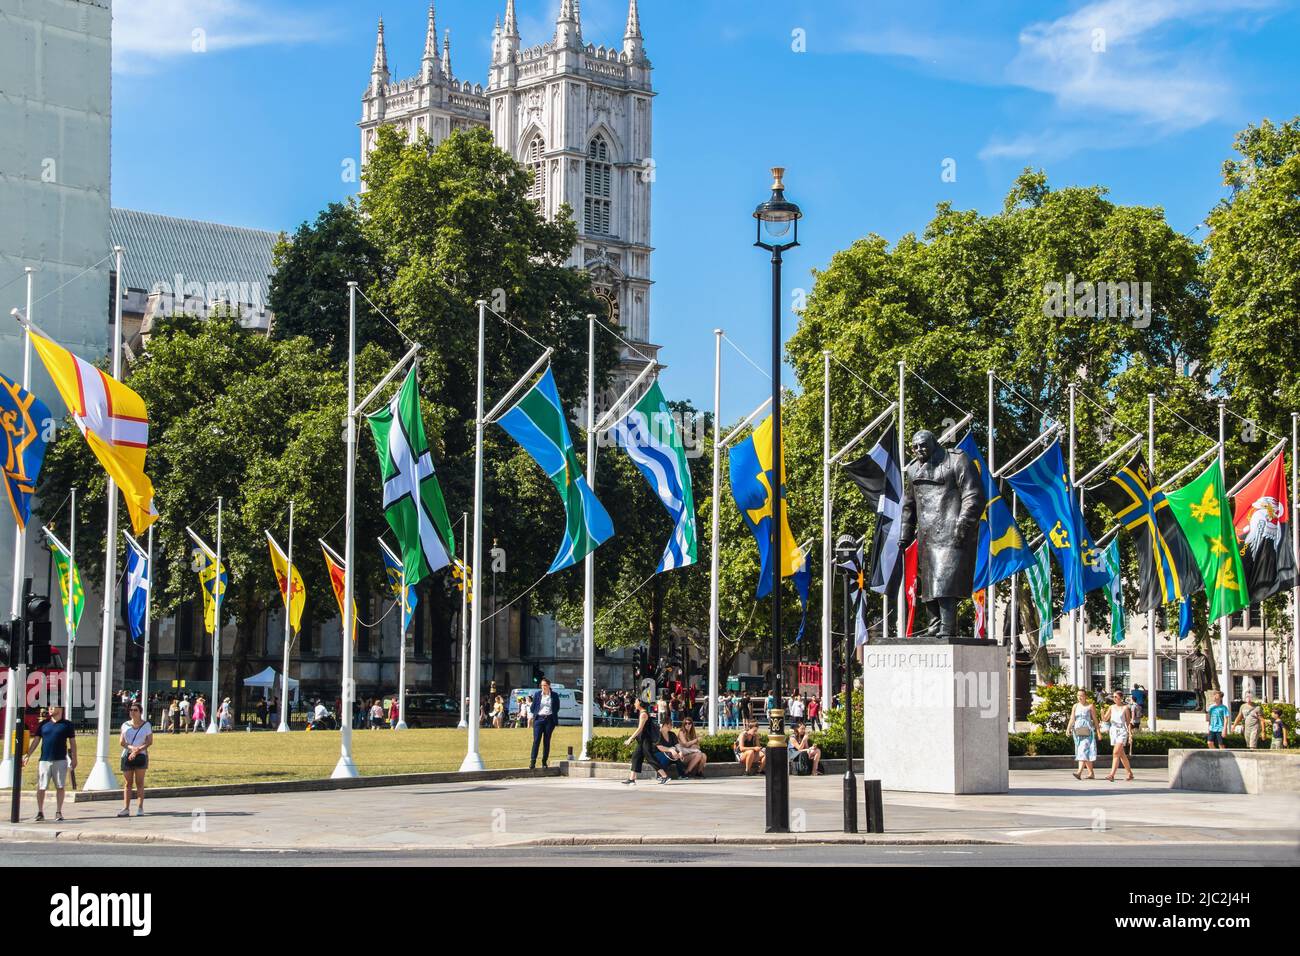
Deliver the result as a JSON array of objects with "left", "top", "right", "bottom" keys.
[{"left": 864, "top": 778, "right": 884, "bottom": 834}]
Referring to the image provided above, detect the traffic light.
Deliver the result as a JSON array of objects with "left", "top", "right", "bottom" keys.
[
  {"left": 0, "top": 621, "right": 10, "bottom": 668},
  {"left": 26, "top": 591, "right": 52, "bottom": 668},
  {"left": 531, "top": 665, "right": 544, "bottom": 687},
  {"left": 632, "top": 647, "right": 647, "bottom": 681}
]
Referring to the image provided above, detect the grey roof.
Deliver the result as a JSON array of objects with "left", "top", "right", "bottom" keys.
[{"left": 109, "top": 208, "right": 280, "bottom": 295}]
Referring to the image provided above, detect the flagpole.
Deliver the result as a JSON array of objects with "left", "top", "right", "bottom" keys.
[
  {"left": 1068, "top": 383, "right": 1080, "bottom": 689},
  {"left": 820, "top": 350, "right": 833, "bottom": 713},
  {"left": 1292, "top": 411, "right": 1298, "bottom": 706},
  {"left": 1009, "top": 495, "right": 1020, "bottom": 732},
  {"left": 83, "top": 248, "right": 125, "bottom": 791},
  {"left": 461, "top": 299, "right": 487, "bottom": 772},
  {"left": 897, "top": 360, "right": 906, "bottom": 641},
  {"left": 987, "top": 370, "right": 997, "bottom": 649},
  {"left": 457, "top": 511, "right": 469, "bottom": 729},
  {"left": 68, "top": 487, "right": 76, "bottom": 718},
  {"left": 334, "top": 282, "right": 359, "bottom": 777},
  {"left": 395, "top": 562, "right": 408, "bottom": 731},
  {"left": 1, "top": 267, "right": 34, "bottom": 782},
  {"left": 1147, "top": 393, "right": 1157, "bottom": 731},
  {"left": 708, "top": 329, "right": 722, "bottom": 735},
  {"left": 141, "top": 524, "right": 153, "bottom": 720},
  {"left": 206, "top": 496, "right": 223, "bottom": 734},
  {"left": 277, "top": 500, "right": 294, "bottom": 732},
  {"left": 1218, "top": 402, "right": 1231, "bottom": 697},
  {"left": 581, "top": 313, "right": 596, "bottom": 760}
]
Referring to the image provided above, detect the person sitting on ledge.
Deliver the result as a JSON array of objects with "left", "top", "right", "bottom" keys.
[
  {"left": 788, "top": 719, "right": 822, "bottom": 775},
  {"left": 734, "top": 718, "right": 766, "bottom": 776}
]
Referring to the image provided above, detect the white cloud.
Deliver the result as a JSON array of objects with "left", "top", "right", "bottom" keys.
[{"left": 113, "top": 0, "right": 331, "bottom": 73}]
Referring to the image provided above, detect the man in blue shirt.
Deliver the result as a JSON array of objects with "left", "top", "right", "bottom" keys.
[
  {"left": 22, "top": 704, "right": 77, "bottom": 822},
  {"left": 1206, "top": 691, "right": 1230, "bottom": 750}
]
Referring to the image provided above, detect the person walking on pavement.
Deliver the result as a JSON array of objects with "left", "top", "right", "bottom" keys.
[
  {"left": 1103, "top": 690, "right": 1134, "bottom": 781},
  {"left": 529, "top": 678, "right": 561, "bottom": 769},
  {"left": 22, "top": 704, "right": 77, "bottom": 821}
]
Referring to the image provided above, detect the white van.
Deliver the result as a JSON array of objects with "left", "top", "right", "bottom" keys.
[{"left": 509, "top": 685, "right": 584, "bottom": 725}]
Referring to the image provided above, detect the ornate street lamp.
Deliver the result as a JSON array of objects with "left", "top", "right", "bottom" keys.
[
  {"left": 754, "top": 168, "right": 802, "bottom": 833},
  {"left": 835, "top": 534, "right": 860, "bottom": 833}
]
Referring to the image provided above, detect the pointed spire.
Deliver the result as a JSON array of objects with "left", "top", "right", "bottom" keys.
[
  {"left": 370, "top": 16, "right": 389, "bottom": 89},
  {"left": 623, "top": 0, "right": 644, "bottom": 60},
  {"left": 492, "top": 14, "right": 502, "bottom": 64},
  {"left": 504, "top": 0, "right": 518, "bottom": 37},
  {"left": 421, "top": 4, "right": 439, "bottom": 82},
  {"left": 441, "top": 29, "right": 452, "bottom": 79},
  {"left": 556, "top": 0, "right": 582, "bottom": 49}
]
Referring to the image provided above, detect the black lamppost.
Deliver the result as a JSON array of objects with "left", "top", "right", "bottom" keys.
[
  {"left": 835, "top": 534, "right": 860, "bottom": 833},
  {"left": 754, "top": 167, "right": 801, "bottom": 833}
]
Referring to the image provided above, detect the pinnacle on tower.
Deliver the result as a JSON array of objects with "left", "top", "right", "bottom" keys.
[
  {"left": 441, "top": 29, "right": 452, "bottom": 79},
  {"left": 492, "top": 14, "right": 502, "bottom": 64},
  {"left": 623, "top": 0, "right": 644, "bottom": 60},
  {"left": 504, "top": 0, "right": 518, "bottom": 37},
  {"left": 422, "top": 3, "right": 439, "bottom": 82},
  {"left": 500, "top": 0, "right": 520, "bottom": 60},
  {"left": 556, "top": 0, "right": 582, "bottom": 49},
  {"left": 370, "top": 16, "right": 389, "bottom": 89}
]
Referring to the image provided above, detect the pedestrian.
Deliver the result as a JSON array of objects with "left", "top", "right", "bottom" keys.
[
  {"left": 623, "top": 698, "right": 670, "bottom": 785},
  {"left": 388, "top": 696, "right": 399, "bottom": 728},
  {"left": 789, "top": 694, "right": 804, "bottom": 722},
  {"left": 178, "top": 694, "right": 190, "bottom": 732},
  {"left": 1103, "top": 690, "right": 1134, "bottom": 782},
  {"left": 370, "top": 699, "right": 385, "bottom": 729},
  {"left": 167, "top": 697, "right": 180, "bottom": 734},
  {"left": 528, "top": 677, "right": 561, "bottom": 769},
  {"left": 1206, "top": 691, "right": 1230, "bottom": 749},
  {"left": 734, "top": 718, "right": 766, "bottom": 776},
  {"left": 491, "top": 695, "right": 505, "bottom": 728},
  {"left": 1068, "top": 689, "right": 1098, "bottom": 780},
  {"left": 268, "top": 695, "right": 278, "bottom": 728},
  {"left": 788, "top": 719, "right": 822, "bottom": 775},
  {"left": 118, "top": 699, "right": 152, "bottom": 817},
  {"left": 218, "top": 697, "right": 233, "bottom": 731},
  {"left": 654, "top": 719, "right": 690, "bottom": 779},
  {"left": 256, "top": 697, "right": 267, "bottom": 728},
  {"left": 808, "top": 695, "right": 821, "bottom": 731},
  {"left": 191, "top": 695, "right": 207, "bottom": 733},
  {"left": 1126, "top": 692, "right": 1142, "bottom": 755},
  {"left": 1231, "top": 694, "right": 1263, "bottom": 749},
  {"left": 1270, "top": 707, "right": 1289, "bottom": 749},
  {"left": 675, "top": 715, "right": 707, "bottom": 777},
  {"left": 21, "top": 704, "right": 76, "bottom": 822}
]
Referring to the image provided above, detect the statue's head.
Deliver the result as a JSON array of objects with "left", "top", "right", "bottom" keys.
[{"left": 910, "top": 429, "right": 941, "bottom": 465}]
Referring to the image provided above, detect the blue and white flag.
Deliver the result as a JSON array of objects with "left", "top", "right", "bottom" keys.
[
  {"left": 122, "top": 535, "right": 150, "bottom": 645},
  {"left": 611, "top": 381, "right": 698, "bottom": 572},
  {"left": 0, "top": 372, "right": 51, "bottom": 530}
]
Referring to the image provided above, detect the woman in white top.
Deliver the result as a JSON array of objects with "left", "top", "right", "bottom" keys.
[
  {"left": 118, "top": 701, "right": 153, "bottom": 817},
  {"left": 1068, "top": 689, "right": 1098, "bottom": 780},
  {"left": 1103, "top": 690, "right": 1135, "bottom": 781}
]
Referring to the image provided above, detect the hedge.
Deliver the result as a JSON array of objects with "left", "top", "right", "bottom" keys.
[{"left": 587, "top": 729, "right": 846, "bottom": 764}]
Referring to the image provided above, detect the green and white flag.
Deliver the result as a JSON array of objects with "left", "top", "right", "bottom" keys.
[
  {"left": 611, "top": 381, "right": 698, "bottom": 571},
  {"left": 366, "top": 367, "right": 453, "bottom": 586},
  {"left": 47, "top": 535, "right": 85, "bottom": 638},
  {"left": 1025, "top": 543, "right": 1052, "bottom": 648},
  {"left": 1164, "top": 460, "right": 1249, "bottom": 623},
  {"left": 497, "top": 366, "right": 614, "bottom": 573},
  {"left": 1104, "top": 537, "right": 1125, "bottom": 644}
]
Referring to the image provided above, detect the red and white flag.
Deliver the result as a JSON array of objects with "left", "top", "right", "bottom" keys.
[
  {"left": 1233, "top": 453, "right": 1296, "bottom": 602},
  {"left": 904, "top": 541, "right": 918, "bottom": 637}
]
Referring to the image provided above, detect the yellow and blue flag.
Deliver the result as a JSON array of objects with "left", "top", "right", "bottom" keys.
[
  {"left": 957, "top": 432, "right": 1036, "bottom": 591},
  {"left": 1004, "top": 439, "right": 1110, "bottom": 613},
  {"left": 729, "top": 414, "right": 805, "bottom": 598},
  {"left": 0, "top": 373, "right": 51, "bottom": 529},
  {"left": 379, "top": 538, "right": 418, "bottom": 634},
  {"left": 192, "top": 547, "right": 227, "bottom": 634}
]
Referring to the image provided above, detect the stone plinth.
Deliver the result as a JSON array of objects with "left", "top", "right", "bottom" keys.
[
  {"left": 1169, "top": 748, "right": 1300, "bottom": 794},
  {"left": 862, "top": 638, "right": 1008, "bottom": 794}
]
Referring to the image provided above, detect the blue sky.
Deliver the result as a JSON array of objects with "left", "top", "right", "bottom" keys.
[{"left": 112, "top": 0, "right": 1299, "bottom": 423}]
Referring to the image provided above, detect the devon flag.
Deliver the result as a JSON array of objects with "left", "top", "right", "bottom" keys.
[
  {"left": 497, "top": 366, "right": 614, "bottom": 573},
  {"left": 366, "top": 367, "right": 453, "bottom": 586},
  {"left": 611, "top": 381, "right": 697, "bottom": 572},
  {"left": 122, "top": 534, "right": 150, "bottom": 645}
]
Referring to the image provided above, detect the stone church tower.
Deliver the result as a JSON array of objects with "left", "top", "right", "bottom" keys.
[{"left": 359, "top": 1, "right": 658, "bottom": 392}]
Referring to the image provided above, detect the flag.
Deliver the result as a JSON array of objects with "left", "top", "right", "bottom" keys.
[
  {"left": 973, "top": 588, "right": 987, "bottom": 639},
  {"left": 379, "top": 539, "right": 418, "bottom": 634},
  {"left": 192, "top": 547, "right": 227, "bottom": 635},
  {"left": 1025, "top": 544, "right": 1052, "bottom": 648},
  {"left": 793, "top": 554, "right": 812, "bottom": 642},
  {"left": 496, "top": 367, "right": 613, "bottom": 573},
  {"left": 1164, "top": 461, "right": 1249, "bottom": 622},
  {"left": 1103, "top": 538, "right": 1124, "bottom": 644},
  {"left": 1178, "top": 594, "right": 1193, "bottom": 639},
  {"left": 0, "top": 373, "right": 51, "bottom": 529},
  {"left": 122, "top": 536, "right": 149, "bottom": 645},
  {"left": 1233, "top": 453, "right": 1296, "bottom": 603},
  {"left": 956, "top": 433, "right": 1037, "bottom": 590},
  {"left": 835, "top": 546, "right": 871, "bottom": 648},
  {"left": 611, "top": 381, "right": 698, "bottom": 572},
  {"left": 320, "top": 540, "right": 357, "bottom": 642},
  {"left": 1003, "top": 439, "right": 1109, "bottom": 613},
  {"left": 844, "top": 424, "right": 903, "bottom": 594},
  {"left": 365, "top": 367, "right": 453, "bottom": 586},
  {"left": 451, "top": 558, "right": 473, "bottom": 602},
  {"left": 903, "top": 541, "right": 918, "bottom": 636},
  {"left": 29, "top": 328, "right": 157, "bottom": 533},
  {"left": 46, "top": 535, "right": 84, "bottom": 638},
  {"left": 729, "top": 414, "right": 805, "bottom": 598},
  {"left": 265, "top": 531, "right": 305, "bottom": 635},
  {"left": 1092, "top": 452, "right": 1203, "bottom": 612}
]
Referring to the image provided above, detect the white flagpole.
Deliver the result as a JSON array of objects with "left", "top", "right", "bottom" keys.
[
  {"left": 206, "top": 496, "right": 223, "bottom": 734},
  {"left": 277, "top": 500, "right": 294, "bottom": 732},
  {"left": 333, "top": 282, "right": 359, "bottom": 776},
  {"left": 820, "top": 350, "right": 833, "bottom": 714},
  {"left": 141, "top": 524, "right": 153, "bottom": 721},
  {"left": 1292, "top": 412, "right": 1298, "bottom": 706},
  {"left": 708, "top": 328, "right": 723, "bottom": 735},
  {"left": 457, "top": 511, "right": 469, "bottom": 729},
  {"left": 379, "top": 537, "right": 409, "bottom": 732},
  {"left": 896, "top": 360, "right": 906, "bottom": 640},
  {"left": 1009, "top": 495, "right": 1020, "bottom": 732},
  {"left": 1218, "top": 403, "right": 1231, "bottom": 698},
  {"left": 1, "top": 267, "right": 33, "bottom": 781},
  {"left": 1068, "top": 383, "right": 1080, "bottom": 688},
  {"left": 68, "top": 487, "right": 77, "bottom": 717},
  {"left": 1147, "top": 393, "right": 1157, "bottom": 731},
  {"left": 461, "top": 299, "right": 488, "bottom": 772},
  {"left": 581, "top": 313, "right": 596, "bottom": 759},
  {"left": 987, "top": 370, "right": 997, "bottom": 648},
  {"left": 83, "top": 249, "right": 124, "bottom": 791}
]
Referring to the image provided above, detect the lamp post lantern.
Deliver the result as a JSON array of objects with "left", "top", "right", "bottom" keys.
[{"left": 754, "top": 167, "right": 801, "bottom": 833}]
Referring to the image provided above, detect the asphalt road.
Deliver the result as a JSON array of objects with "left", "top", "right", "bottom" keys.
[{"left": 1, "top": 840, "right": 1295, "bottom": 867}]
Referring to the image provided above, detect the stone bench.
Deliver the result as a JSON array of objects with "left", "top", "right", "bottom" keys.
[{"left": 1168, "top": 748, "right": 1300, "bottom": 794}]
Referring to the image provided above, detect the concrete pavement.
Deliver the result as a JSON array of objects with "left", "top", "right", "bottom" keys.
[{"left": 1, "top": 769, "right": 1296, "bottom": 853}]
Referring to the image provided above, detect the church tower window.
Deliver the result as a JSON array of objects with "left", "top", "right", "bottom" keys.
[
  {"left": 584, "top": 135, "right": 613, "bottom": 236},
  {"left": 525, "top": 135, "right": 547, "bottom": 207}
]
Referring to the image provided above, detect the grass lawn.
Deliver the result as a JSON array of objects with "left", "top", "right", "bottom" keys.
[{"left": 14, "top": 726, "right": 627, "bottom": 790}]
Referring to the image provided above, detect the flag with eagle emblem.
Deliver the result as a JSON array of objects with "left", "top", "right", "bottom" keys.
[{"left": 1233, "top": 453, "right": 1295, "bottom": 603}]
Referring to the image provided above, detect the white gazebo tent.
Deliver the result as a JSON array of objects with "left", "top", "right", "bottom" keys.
[{"left": 242, "top": 666, "right": 299, "bottom": 702}]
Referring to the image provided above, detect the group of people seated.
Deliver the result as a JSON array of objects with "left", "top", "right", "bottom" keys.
[{"left": 733, "top": 718, "right": 823, "bottom": 776}]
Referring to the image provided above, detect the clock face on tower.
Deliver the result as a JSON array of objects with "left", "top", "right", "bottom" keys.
[{"left": 593, "top": 284, "right": 621, "bottom": 326}]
